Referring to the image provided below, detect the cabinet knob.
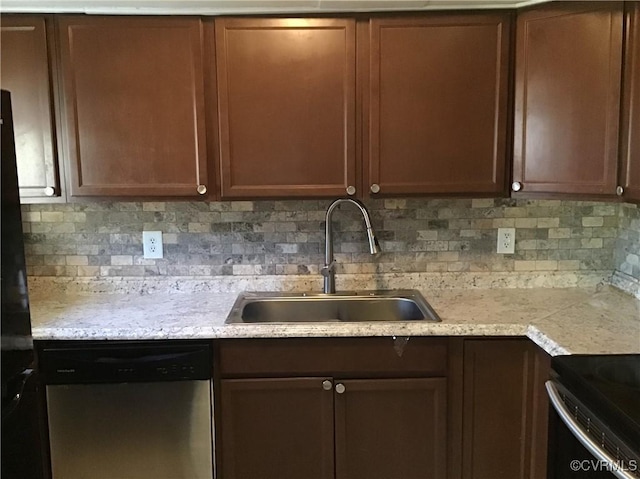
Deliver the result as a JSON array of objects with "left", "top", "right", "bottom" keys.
[
  {"left": 370, "top": 183, "right": 380, "bottom": 194},
  {"left": 322, "top": 380, "right": 333, "bottom": 391},
  {"left": 616, "top": 186, "right": 624, "bottom": 196},
  {"left": 511, "top": 181, "right": 522, "bottom": 192},
  {"left": 44, "top": 186, "right": 55, "bottom": 196},
  {"left": 335, "top": 383, "right": 346, "bottom": 394},
  {"left": 346, "top": 186, "right": 356, "bottom": 196},
  {"left": 197, "top": 185, "right": 207, "bottom": 195}
]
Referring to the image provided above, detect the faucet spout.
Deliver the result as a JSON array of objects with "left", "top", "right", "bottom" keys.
[{"left": 322, "top": 198, "right": 381, "bottom": 294}]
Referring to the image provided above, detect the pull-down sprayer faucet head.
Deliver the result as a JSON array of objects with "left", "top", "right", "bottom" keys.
[{"left": 366, "top": 227, "right": 381, "bottom": 255}]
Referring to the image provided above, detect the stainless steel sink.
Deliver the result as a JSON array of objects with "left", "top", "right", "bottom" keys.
[{"left": 225, "top": 290, "right": 441, "bottom": 323}]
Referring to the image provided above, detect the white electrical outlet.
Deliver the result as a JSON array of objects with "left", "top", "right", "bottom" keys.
[
  {"left": 143, "top": 231, "right": 163, "bottom": 259},
  {"left": 497, "top": 228, "right": 516, "bottom": 254}
]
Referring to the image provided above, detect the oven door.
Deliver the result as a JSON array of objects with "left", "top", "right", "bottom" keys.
[{"left": 546, "top": 381, "right": 639, "bottom": 479}]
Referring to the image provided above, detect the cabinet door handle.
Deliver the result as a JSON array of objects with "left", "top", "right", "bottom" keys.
[
  {"left": 370, "top": 183, "right": 380, "bottom": 194},
  {"left": 616, "top": 186, "right": 624, "bottom": 196},
  {"left": 322, "top": 380, "right": 333, "bottom": 391},
  {"left": 511, "top": 181, "right": 522, "bottom": 192},
  {"left": 346, "top": 186, "right": 356, "bottom": 195},
  {"left": 44, "top": 186, "right": 56, "bottom": 196},
  {"left": 335, "top": 383, "right": 345, "bottom": 394},
  {"left": 197, "top": 185, "right": 207, "bottom": 195}
]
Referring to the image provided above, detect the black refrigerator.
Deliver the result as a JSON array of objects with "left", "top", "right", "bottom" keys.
[{"left": 1, "top": 89, "right": 46, "bottom": 478}]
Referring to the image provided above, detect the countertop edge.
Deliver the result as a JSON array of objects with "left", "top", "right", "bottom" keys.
[{"left": 31, "top": 323, "right": 571, "bottom": 357}]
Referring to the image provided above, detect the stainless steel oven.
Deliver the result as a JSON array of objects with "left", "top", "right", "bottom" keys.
[
  {"left": 546, "top": 355, "right": 640, "bottom": 479},
  {"left": 39, "top": 341, "right": 214, "bottom": 479}
]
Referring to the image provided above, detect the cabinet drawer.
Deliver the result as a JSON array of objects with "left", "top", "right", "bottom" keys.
[{"left": 217, "top": 337, "right": 447, "bottom": 377}]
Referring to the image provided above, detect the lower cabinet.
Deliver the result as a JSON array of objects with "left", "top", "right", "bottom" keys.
[
  {"left": 217, "top": 337, "right": 448, "bottom": 479},
  {"left": 220, "top": 376, "right": 446, "bottom": 479},
  {"left": 220, "top": 377, "right": 334, "bottom": 479},
  {"left": 460, "top": 339, "right": 550, "bottom": 479},
  {"left": 335, "top": 378, "right": 447, "bottom": 479},
  {"left": 215, "top": 337, "right": 549, "bottom": 479}
]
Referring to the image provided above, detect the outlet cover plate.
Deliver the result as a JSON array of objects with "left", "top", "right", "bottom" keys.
[
  {"left": 497, "top": 228, "right": 515, "bottom": 254},
  {"left": 143, "top": 231, "right": 163, "bottom": 259}
]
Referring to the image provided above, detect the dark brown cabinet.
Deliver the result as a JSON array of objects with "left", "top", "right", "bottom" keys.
[
  {"left": 5, "top": 9, "right": 638, "bottom": 202},
  {"left": 0, "top": 15, "right": 64, "bottom": 202},
  {"left": 220, "top": 377, "right": 335, "bottom": 479},
  {"left": 367, "top": 13, "right": 511, "bottom": 196},
  {"left": 335, "top": 378, "right": 447, "bottom": 479},
  {"left": 215, "top": 13, "right": 512, "bottom": 200},
  {"left": 220, "top": 377, "right": 447, "bottom": 479},
  {"left": 57, "top": 16, "right": 209, "bottom": 197},
  {"left": 513, "top": 2, "right": 624, "bottom": 197},
  {"left": 215, "top": 18, "right": 357, "bottom": 199},
  {"left": 461, "top": 339, "right": 550, "bottom": 479},
  {"left": 217, "top": 338, "right": 448, "bottom": 479},
  {"left": 621, "top": 2, "right": 640, "bottom": 203}
]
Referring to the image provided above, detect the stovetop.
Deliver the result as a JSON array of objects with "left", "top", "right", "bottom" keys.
[{"left": 551, "top": 354, "right": 640, "bottom": 453}]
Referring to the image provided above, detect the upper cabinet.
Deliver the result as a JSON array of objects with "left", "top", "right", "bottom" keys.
[
  {"left": 513, "top": 2, "right": 623, "bottom": 197},
  {"left": 5, "top": 9, "right": 637, "bottom": 202},
  {"left": 367, "top": 13, "right": 511, "bottom": 197},
  {"left": 0, "top": 15, "right": 65, "bottom": 202},
  {"left": 620, "top": 2, "right": 640, "bottom": 203},
  {"left": 56, "top": 16, "right": 210, "bottom": 198},
  {"left": 215, "top": 18, "right": 357, "bottom": 199}
]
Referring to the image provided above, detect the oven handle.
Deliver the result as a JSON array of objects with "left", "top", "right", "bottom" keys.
[{"left": 546, "top": 381, "right": 637, "bottom": 479}]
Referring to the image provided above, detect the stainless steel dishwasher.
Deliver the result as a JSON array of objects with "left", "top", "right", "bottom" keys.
[{"left": 39, "top": 341, "right": 214, "bottom": 479}]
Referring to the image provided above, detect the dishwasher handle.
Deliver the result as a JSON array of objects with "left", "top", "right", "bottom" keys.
[{"left": 93, "top": 351, "right": 195, "bottom": 365}]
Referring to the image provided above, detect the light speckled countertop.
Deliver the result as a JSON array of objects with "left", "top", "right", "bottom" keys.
[{"left": 30, "top": 283, "right": 640, "bottom": 357}]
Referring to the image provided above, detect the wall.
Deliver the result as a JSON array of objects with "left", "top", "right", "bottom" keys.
[{"left": 21, "top": 198, "right": 618, "bottom": 280}]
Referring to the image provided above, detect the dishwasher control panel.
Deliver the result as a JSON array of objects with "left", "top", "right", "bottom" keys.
[{"left": 38, "top": 341, "right": 212, "bottom": 384}]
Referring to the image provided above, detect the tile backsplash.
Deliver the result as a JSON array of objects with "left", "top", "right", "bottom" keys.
[
  {"left": 615, "top": 203, "right": 640, "bottom": 281},
  {"left": 21, "top": 198, "right": 623, "bottom": 279}
]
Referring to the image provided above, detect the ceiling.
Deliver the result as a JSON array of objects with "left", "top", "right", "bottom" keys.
[{"left": 1, "top": 0, "right": 551, "bottom": 15}]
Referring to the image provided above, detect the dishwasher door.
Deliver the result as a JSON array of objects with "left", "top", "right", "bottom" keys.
[{"left": 46, "top": 380, "right": 213, "bottom": 479}]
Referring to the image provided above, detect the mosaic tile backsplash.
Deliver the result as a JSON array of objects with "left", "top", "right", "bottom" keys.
[{"left": 21, "top": 198, "right": 634, "bottom": 280}]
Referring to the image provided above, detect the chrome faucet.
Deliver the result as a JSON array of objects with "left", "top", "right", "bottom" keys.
[{"left": 321, "top": 198, "right": 381, "bottom": 294}]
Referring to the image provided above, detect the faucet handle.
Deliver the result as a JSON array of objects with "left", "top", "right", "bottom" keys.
[{"left": 321, "top": 260, "right": 336, "bottom": 277}]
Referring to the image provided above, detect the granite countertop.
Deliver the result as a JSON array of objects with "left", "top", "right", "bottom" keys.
[{"left": 30, "top": 283, "right": 640, "bottom": 357}]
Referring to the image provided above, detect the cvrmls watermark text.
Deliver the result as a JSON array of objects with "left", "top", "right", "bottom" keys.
[{"left": 570, "top": 459, "right": 638, "bottom": 473}]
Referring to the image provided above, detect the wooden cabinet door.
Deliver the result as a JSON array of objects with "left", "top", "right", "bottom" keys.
[
  {"left": 334, "top": 378, "right": 447, "bottom": 479},
  {"left": 215, "top": 18, "right": 357, "bottom": 199},
  {"left": 461, "top": 339, "right": 550, "bottom": 479},
  {"left": 57, "top": 16, "right": 208, "bottom": 197},
  {"left": 1, "top": 15, "right": 64, "bottom": 202},
  {"left": 368, "top": 13, "right": 511, "bottom": 196},
  {"left": 219, "top": 377, "right": 334, "bottom": 479},
  {"left": 621, "top": 2, "right": 640, "bottom": 203},
  {"left": 513, "top": 2, "right": 623, "bottom": 197}
]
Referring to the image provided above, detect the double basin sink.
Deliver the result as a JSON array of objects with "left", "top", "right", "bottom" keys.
[{"left": 225, "top": 290, "right": 441, "bottom": 324}]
